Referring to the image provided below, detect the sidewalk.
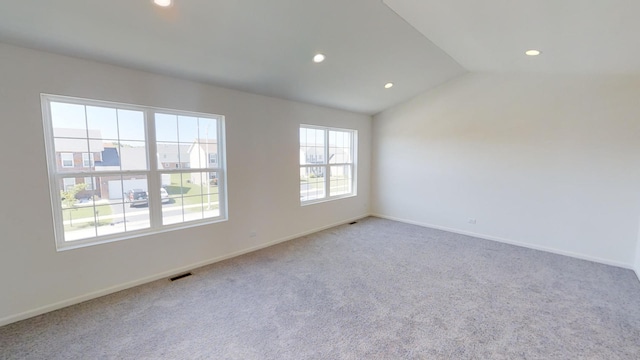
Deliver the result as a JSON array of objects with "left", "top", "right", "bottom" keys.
[
  {"left": 63, "top": 202, "right": 219, "bottom": 226},
  {"left": 63, "top": 205, "right": 221, "bottom": 241}
]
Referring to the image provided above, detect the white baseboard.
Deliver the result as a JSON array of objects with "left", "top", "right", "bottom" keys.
[
  {"left": 0, "top": 214, "right": 369, "bottom": 327},
  {"left": 371, "top": 213, "right": 635, "bottom": 270}
]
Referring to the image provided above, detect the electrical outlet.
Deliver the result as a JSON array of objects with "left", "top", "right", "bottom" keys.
[
  {"left": 249, "top": 231, "right": 257, "bottom": 238},
  {"left": 468, "top": 218, "right": 477, "bottom": 224}
]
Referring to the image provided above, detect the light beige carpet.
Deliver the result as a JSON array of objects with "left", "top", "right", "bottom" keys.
[{"left": 2, "top": 217, "right": 639, "bottom": 359}]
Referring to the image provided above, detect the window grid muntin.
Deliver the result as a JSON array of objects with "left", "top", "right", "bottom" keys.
[
  {"left": 300, "top": 125, "right": 356, "bottom": 204},
  {"left": 42, "top": 94, "right": 227, "bottom": 250}
]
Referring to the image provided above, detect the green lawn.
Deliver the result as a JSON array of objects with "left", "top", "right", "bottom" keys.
[
  {"left": 63, "top": 203, "right": 112, "bottom": 230},
  {"left": 166, "top": 173, "right": 220, "bottom": 210},
  {"left": 301, "top": 175, "right": 350, "bottom": 193}
]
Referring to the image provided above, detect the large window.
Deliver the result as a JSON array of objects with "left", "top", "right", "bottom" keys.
[
  {"left": 299, "top": 125, "right": 356, "bottom": 204},
  {"left": 42, "top": 94, "right": 227, "bottom": 250}
]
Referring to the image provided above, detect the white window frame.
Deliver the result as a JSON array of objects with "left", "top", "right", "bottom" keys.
[
  {"left": 61, "top": 153, "right": 74, "bottom": 168},
  {"left": 63, "top": 177, "right": 76, "bottom": 191},
  {"left": 299, "top": 124, "right": 357, "bottom": 205},
  {"left": 82, "top": 152, "right": 94, "bottom": 168},
  {"left": 84, "top": 176, "right": 95, "bottom": 191},
  {"left": 42, "top": 94, "right": 228, "bottom": 251}
]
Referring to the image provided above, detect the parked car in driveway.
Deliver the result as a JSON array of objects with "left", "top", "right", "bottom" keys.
[
  {"left": 127, "top": 189, "right": 147, "bottom": 207},
  {"left": 160, "top": 188, "right": 170, "bottom": 204},
  {"left": 128, "top": 188, "right": 170, "bottom": 207}
]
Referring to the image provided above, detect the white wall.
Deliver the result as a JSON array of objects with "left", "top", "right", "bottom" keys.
[
  {"left": 373, "top": 73, "right": 640, "bottom": 268},
  {"left": 636, "top": 218, "right": 640, "bottom": 280},
  {"left": 0, "top": 42, "right": 371, "bottom": 325}
]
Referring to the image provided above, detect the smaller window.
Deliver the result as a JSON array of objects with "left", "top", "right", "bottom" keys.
[
  {"left": 300, "top": 125, "right": 357, "bottom": 204},
  {"left": 61, "top": 153, "right": 74, "bottom": 168},
  {"left": 82, "top": 153, "right": 94, "bottom": 168},
  {"left": 63, "top": 177, "right": 76, "bottom": 191},
  {"left": 84, "top": 177, "right": 95, "bottom": 191}
]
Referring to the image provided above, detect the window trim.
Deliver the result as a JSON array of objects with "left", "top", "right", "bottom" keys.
[
  {"left": 82, "top": 152, "right": 94, "bottom": 168},
  {"left": 299, "top": 124, "right": 357, "bottom": 205},
  {"left": 41, "top": 94, "right": 228, "bottom": 251},
  {"left": 63, "top": 177, "right": 76, "bottom": 191},
  {"left": 61, "top": 153, "right": 74, "bottom": 168},
  {"left": 83, "top": 176, "right": 94, "bottom": 191}
]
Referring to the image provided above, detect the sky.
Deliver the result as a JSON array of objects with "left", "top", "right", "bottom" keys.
[{"left": 50, "top": 102, "right": 219, "bottom": 147}]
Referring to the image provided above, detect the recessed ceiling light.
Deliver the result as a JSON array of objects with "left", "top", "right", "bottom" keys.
[
  {"left": 525, "top": 49, "right": 541, "bottom": 56},
  {"left": 153, "top": 0, "right": 172, "bottom": 7},
  {"left": 384, "top": 82, "right": 394, "bottom": 89},
  {"left": 313, "top": 54, "right": 326, "bottom": 63}
]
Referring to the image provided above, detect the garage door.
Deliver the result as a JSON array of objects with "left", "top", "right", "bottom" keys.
[{"left": 107, "top": 179, "right": 148, "bottom": 200}]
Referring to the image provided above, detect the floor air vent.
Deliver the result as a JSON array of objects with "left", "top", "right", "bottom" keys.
[{"left": 170, "top": 272, "right": 193, "bottom": 281}]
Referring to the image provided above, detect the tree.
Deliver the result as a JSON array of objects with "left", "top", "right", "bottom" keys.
[{"left": 61, "top": 183, "right": 87, "bottom": 227}]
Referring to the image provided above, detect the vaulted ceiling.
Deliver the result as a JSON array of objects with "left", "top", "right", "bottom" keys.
[
  {"left": 0, "top": 1, "right": 637, "bottom": 115},
  {"left": 384, "top": 0, "right": 640, "bottom": 74}
]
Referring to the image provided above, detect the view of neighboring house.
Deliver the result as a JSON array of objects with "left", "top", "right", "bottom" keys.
[
  {"left": 157, "top": 143, "right": 191, "bottom": 169},
  {"left": 188, "top": 139, "right": 218, "bottom": 185},
  {"left": 54, "top": 128, "right": 104, "bottom": 195},
  {"left": 97, "top": 146, "right": 148, "bottom": 200},
  {"left": 54, "top": 128, "right": 150, "bottom": 200},
  {"left": 55, "top": 129, "right": 206, "bottom": 200}
]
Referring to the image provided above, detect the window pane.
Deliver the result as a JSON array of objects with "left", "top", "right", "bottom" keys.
[
  {"left": 202, "top": 171, "right": 220, "bottom": 214},
  {"left": 119, "top": 141, "right": 148, "bottom": 170},
  {"left": 208, "top": 152, "right": 218, "bottom": 168},
  {"left": 155, "top": 113, "right": 178, "bottom": 142},
  {"left": 162, "top": 172, "right": 190, "bottom": 225},
  {"left": 178, "top": 115, "right": 198, "bottom": 144},
  {"left": 179, "top": 144, "right": 193, "bottom": 169},
  {"left": 300, "top": 128, "right": 325, "bottom": 165},
  {"left": 51, "top": 102, "right": 87, "bottom": 131},
  {"left": 59, "top": 177, "right": 98, "bottom": 241},
  {"left": 124, "top": 201, "right": 150, "bottom": 232},
  {"left": 300, "top": 166, "right": 325, "bottom": 202},
  {"left": 117, "top": 109, "right": 145, "bottom": 141},
  {"left": 330, "top": 165, "right": 352, "bottom": 196},
  {"left": 86, "top": 106, "right": 118, "bottom": 140},
  {"left": 329, "top": 130, "right": 351, "bottom": 164},
  {"left": 190, "top": 141, "right": 217, "bottom": 169},
  {"left": 122, "top": 174, "right": 151, "bottom": 232},
  {"left": 182, "top": 196, "right": 204, "bottom": 222},
  {"left": 62, "top": 203, "right": 97, "bottom": 241},
  {"left": 98, "top": 202, "right": 126, "bottom": 237},
  {"left": 93, "top": 202, "right": 118, "bottom": 237},
  {"left": 203, "top": 171, "right": 220, "bottom": 193},
  {"left": 161, "top": 172, "right": 220, "bottom": 225},
  {"left": 94, "top": 142, "right": 119, "bottom": 171},
  {"left": 162, "top": 202, "right": 184, "bottom": 225},
  {"left": 94, "top": 175, "right": 125, "bottom": 236},
  {"left": 199, "top": 118, "right": 217, "bottom": 142},
  {"left": 54, "top": 138, "right": 88, "bottom": 171},
  {"left": 157, "top": 142, "right": 187, "bottom": 169}
]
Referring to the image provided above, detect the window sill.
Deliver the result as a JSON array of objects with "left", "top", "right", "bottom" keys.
[
  {"left": 300, "top": 193, "right": 357, "bottom": 207},
  {"left": 55, "top": 217, "right": 228, "bottom": 252}
]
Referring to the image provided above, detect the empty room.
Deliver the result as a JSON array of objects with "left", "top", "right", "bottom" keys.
[{"left": 1, "top": 0, "right": 639, "bottom": 359}]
